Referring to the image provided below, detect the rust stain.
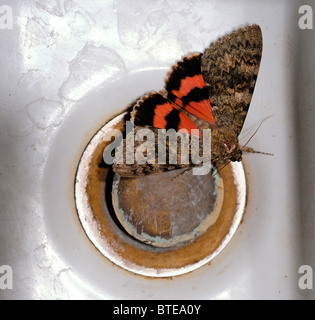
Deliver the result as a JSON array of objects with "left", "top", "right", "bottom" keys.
[{"left": 77, "top": 114, "right": 243, "bottom": 274}]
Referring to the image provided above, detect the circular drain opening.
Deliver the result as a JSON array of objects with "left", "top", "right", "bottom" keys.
[
  {"left": 112, "top": 167, "right": 224, "bottom": 249},
  {"left": 74, "top": 112, "right": 246, "bottom": 277}
]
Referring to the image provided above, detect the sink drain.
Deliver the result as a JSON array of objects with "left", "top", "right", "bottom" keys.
[
  {"left": 74, "top": 112, "right": 246, "bottom": 277},
  {"left": 112, "top": 167, "right": 224, "bottom": 248}
]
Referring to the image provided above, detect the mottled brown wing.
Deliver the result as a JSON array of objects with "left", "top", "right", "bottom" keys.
[{"left": 201, "top": 24, "right": 263, "bottom": 136}]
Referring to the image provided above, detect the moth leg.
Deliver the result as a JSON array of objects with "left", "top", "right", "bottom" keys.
[{"left": 170, "top": 167, "right": 192, "bottom": 181}]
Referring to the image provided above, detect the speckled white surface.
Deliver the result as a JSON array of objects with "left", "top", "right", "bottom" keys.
[{"left": 0, "top": 0, "right": 314, "bottom": 299}]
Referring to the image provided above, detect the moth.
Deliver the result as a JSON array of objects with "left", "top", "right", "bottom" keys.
[{"left": 112, "top": 24, "right": 263, "bottom": 177}]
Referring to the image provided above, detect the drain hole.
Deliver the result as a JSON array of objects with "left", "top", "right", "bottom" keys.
[
  {"left": 111, "top": 168, "right": 224, "bottom": 249},
  {"left": 75, "top": 112, "right": 246, "bottom": 276}
]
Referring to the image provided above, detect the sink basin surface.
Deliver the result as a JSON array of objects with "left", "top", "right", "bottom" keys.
[{"left": 0, "top": 0, "right": 314, "bottom": 299}]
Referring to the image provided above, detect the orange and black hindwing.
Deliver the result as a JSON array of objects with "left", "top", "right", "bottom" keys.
[
  {"left": 132, "top": 92, "right": 200, "bottom": 135},
  {"left": 132, "top": 53, "right": 216, "bottom": 134},
  {"left": 165, "top": 53, "right": 216, "bottom": 125}
]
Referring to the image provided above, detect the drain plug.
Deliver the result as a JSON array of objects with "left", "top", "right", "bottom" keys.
[
  {"left": 74, "top": 112, "right": 246, "bottom": 277},
  {"left": 112, "top": 167, "right": 223, "bottom": 248}
]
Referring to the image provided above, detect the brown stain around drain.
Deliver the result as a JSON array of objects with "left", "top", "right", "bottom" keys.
[{"left": 81, "top": 115, "right": 242, "bottom": 272}]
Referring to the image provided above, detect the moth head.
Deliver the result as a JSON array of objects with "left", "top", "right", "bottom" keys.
[
  {"left": 227, "top": 146, "right": 242, "bottom": 162},
  {"left": 211, "top": 126, "right": 242, "bottom": 162}
]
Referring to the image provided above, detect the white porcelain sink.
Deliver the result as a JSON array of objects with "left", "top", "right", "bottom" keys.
[{"left": 1, "top": 0, "right": 314, "bottom": 299}]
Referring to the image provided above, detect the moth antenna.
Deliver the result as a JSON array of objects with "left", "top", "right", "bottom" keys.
[
  {"left": 241, "top": 115, "right": 273, "bottom": 150},
  {"left": 242, "top": 147, "right": 273, "bottom": 156}
]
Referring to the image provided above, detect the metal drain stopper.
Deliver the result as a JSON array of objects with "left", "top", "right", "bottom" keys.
[{"left": 112, "top": 168, "right": 223, "bottom": 248}]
